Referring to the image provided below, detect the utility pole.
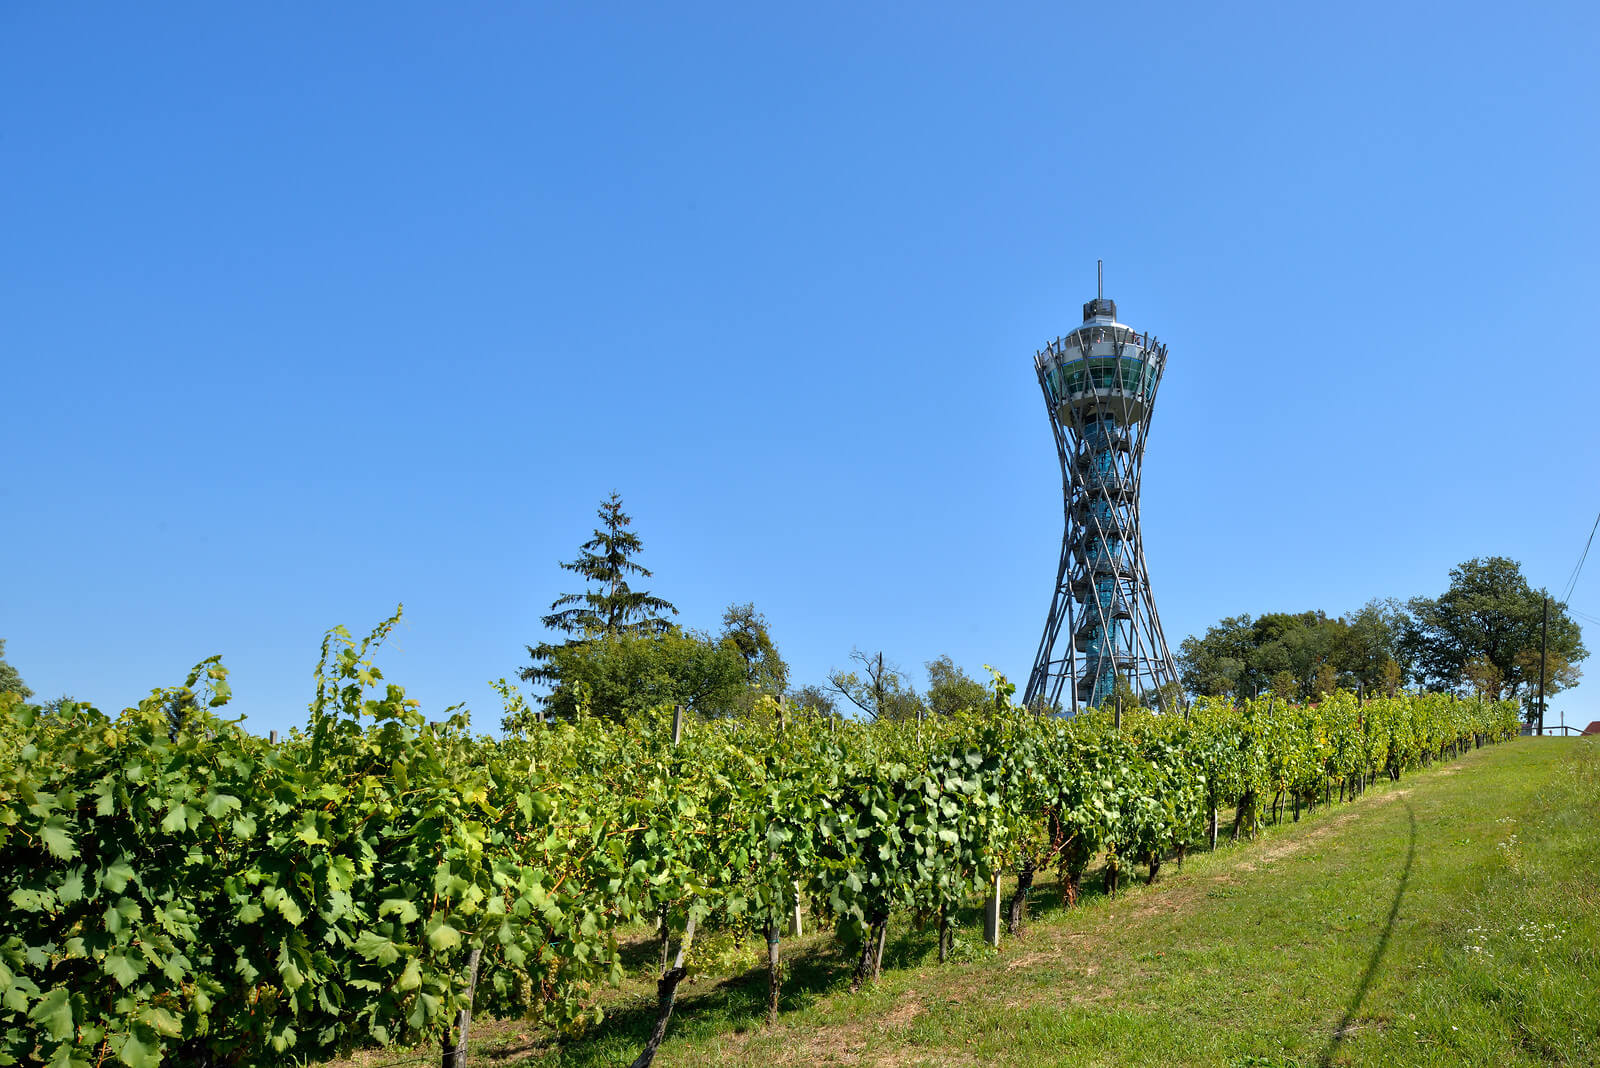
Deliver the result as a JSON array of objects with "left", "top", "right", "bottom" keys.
[{"left": 1537, "top": 594, "right": 1549, "bottom": 736}]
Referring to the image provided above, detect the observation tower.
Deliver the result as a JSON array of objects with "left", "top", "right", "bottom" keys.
[{"left": 1024, "top": 265, "right": 1179, "bottom": 714}]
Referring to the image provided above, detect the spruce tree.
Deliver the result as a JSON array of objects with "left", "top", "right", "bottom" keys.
[{"left": 520, "top": 492, "right": 678, "bottom": 687}]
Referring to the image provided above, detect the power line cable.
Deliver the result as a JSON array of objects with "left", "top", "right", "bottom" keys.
[
  {"left": 1558, "top": 510, "right": 1600, "bottom": 606},
  {"left": 1567, "top": 606, "right": 1600, "bottom": 627}
]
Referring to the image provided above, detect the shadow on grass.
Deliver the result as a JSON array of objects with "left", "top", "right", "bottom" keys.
[
  {"left": 473, "top": 850, "right": 1194, "bottom": 1065},
  {"left": 1315, "top": 802, "right": 1417, "bottom": 1068},
  {"left": 482, "top": 928, "right": 858, "bottom": 1067}
]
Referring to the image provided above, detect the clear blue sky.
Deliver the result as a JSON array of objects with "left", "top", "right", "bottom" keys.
[{"left": 5, "top": 3, "right": 1598, "bottom": 737}]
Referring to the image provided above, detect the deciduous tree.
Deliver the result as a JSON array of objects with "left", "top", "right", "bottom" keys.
[
  {"left": 1180, "top": 602, "right": 1412, "bottom": 701},
  {"left": 517, "top": 629, "right": 746, "bottom": 728},
  {"left": 784, "top": 683, "right": 837, "bottom": 718},
  {"left": 0, "top": 640, "right": 31, "bottom": 700},
  {"left": 1336, "top": 599, "right": 1410, "bottom": 693},
  {"left": 1310, "top": 662, "right": 1338, "bottom": 700},
  {"left": 924, "top": 655, "right": 988, "bottom": 717},
  {"left": 1401, "top": 557, "right": 1586, "bottom": 712},
  {"left": 1177, "top": 616, "right": 1252, "bottom": 698},
  {"left": 719, "top": 603, "right": 789, "bottom": 698},
  {"left": 826, "top": 649, "right": 923, "bottom": 722},
  {"left": 1462, "top": 654, "right": 1503, "bottom": 698}
]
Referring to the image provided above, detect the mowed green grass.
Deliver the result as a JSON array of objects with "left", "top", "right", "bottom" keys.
[{"left": 340, "top": 738, "right": 1600, "bottom": 1067}]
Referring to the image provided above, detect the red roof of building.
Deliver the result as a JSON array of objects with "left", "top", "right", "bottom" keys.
[{"left": 1583, "top": 721, "right": 1600, "bottom": 736}]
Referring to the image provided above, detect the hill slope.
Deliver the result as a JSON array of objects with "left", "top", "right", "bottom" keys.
[
  {"left": 664, "top": 739, "right": 1598, "bottom": 1067},
  {"left": 334, "top": 738, "right": 1600, "bottom": 1067}
]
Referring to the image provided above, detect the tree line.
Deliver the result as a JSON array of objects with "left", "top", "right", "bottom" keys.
[
  {"left": 1177, "top": 556, "right": 1587, "bottom": 720},
  {"left": 503, "top": 494, "right": 1588, "bottom": 732},
  {"left": 2, "top": 498, "right": 1586, "bottom": 731},
  {"left": 507, "top": 491, "right": 988, "bottom": 733}
]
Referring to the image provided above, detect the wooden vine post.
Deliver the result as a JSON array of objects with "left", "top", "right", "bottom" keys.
[
  {"left": 765, "top": 925, "right": 782, "bottom": 1025},
  {"left": 766, "top": 698, "right": 785, "bottom": 1025},
  {"left": 983, "top": 873, "right": 1001, "bottom": 947},
  {"left": 635, "top": 705, "right": 694, "bottom": 1068},
  {"left": 440, "top": 946, "right": 481, "bottom": 1068}
]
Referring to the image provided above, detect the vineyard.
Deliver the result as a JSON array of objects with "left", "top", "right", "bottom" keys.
[{"left": 0, "top": 614, "right": 1522, "bottom": 1068}]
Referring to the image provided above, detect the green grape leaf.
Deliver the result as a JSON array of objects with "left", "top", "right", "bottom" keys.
[
  {"left": 426, "top": 922, "right": 461, "bottom": 952},
  {"left": 379, "top": 898, "right": 419, "bottom": 924},
  {"left": 137, "top": 1006, "right": 183, "bottom": 1038},
  {"left": 30, "top": 987, "right": 74, "bottom": 1041},
  {"left": 353, "top": 931, "right": 400, "bottom": 966},
  {"left": 39, "top": 815, "right": 76, "bottom": 860}
]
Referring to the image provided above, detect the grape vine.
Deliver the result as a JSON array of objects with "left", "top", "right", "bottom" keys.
[{"left": 0, "top": 615, "right": 1521, "bottom": 1067}]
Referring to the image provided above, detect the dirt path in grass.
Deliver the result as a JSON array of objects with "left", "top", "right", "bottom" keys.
[{"left": 1238, "top": 787, "right": 1410, "bottom": 871}]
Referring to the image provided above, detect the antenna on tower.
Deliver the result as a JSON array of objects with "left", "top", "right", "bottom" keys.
[{"left": 1097, "top": 260, "right": 1103, "bottom": 300}]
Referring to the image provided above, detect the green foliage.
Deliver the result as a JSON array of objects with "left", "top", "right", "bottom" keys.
[
  {"left": 1182, "top": 558, "right": 1591, "bottom": 715},
  {"left": 1402, "top": 556, "right": 1587, "bottom": 710},
  {"left": 634, "top": 740, "right": 1600, "bottom": 1068},
  {"left": 0, "top": 641, "right": 30, "bottom": 701},
  {"left": 1178, "top": 605, "right": 1406, "bottom": 702},
  {"left": 532, "top": 628, "right": 749, "bottom": 726},
  {"left": 0, "top": 612, "right": 630, "bottom": 1066},
  {"left": 0, "top": 613, "right": 1524, "bottom": 1067},
  {"left": 510, "top": 500, "right": 789, "bottom": 732},
  {"left": 519, "top": 491, "right": 679, "bottom": 693},
  {"left": 785, "top": 683, "right": 837, "bottom": 718},
  {"left": 924, "top": 656, "right": 989, "bottom": 718},
  {"left": 825, "top": 649, "right": 924, "bottom": 722},
  {"left": 1176, "top": 614, "right": 1253, "bottom": 698},
  {"left": 719, "top": 603, "right": 789, "bottom": 701}
]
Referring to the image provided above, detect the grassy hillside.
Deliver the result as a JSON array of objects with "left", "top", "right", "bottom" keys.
[{"left": 335, "top": 737, "right": 1600, "bottom": 1067}]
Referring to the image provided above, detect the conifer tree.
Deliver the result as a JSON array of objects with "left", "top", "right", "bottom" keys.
[{"left": 520, "top": 492, "right": 678, "bottom": 687}]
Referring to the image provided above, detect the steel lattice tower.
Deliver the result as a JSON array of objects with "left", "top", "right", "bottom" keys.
[{"left": 1024, "top": 267, "right": 1179, "bottom": 714}]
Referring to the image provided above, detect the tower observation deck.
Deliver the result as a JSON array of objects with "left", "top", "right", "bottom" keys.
[{"left": 1024, "top": 268, "right": 1179, "bottom": 713}]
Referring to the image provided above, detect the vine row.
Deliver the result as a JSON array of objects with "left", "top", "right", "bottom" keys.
[{"left": 0, "top": 615, "right": 1520, "bottom": 1066}]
